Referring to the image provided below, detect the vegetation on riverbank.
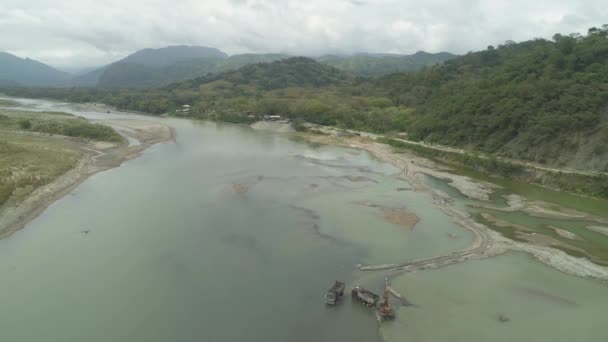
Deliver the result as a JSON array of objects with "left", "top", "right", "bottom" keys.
[
  {"left": 0, "top": 108, "right": 122, "bottom": 206},
  {"left": 0, "top": 109, "right": 121, "bottom": 142},
  {"left": 0, "top": 133, "right": 79, "bottom": 206},
  {"left": 378, "top": 137, "right": 608, "bottom": 199}
]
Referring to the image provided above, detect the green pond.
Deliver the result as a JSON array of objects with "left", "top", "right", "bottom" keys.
[{"left": 0, "top": 97, "right": 606, "bottom": 342}]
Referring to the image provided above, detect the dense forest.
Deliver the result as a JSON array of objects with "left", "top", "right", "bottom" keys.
[
  {"left": 3, "top": 26, "right": 608, "bottom": 171},
  {"left": 375, "top": 27, "right": 608, "bottom": 153},
  {"left": 317, "top": 51, "right": 456, "bottom": 77}
]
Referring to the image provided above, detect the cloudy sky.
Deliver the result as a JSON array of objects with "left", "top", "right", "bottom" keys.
[{"left": 0, "top": 0, "right": 606, "bottom": 70}]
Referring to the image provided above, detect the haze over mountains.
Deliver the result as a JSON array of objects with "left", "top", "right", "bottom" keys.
[
  {"left": 0, "top": 52, "right": 70, "bottom": 86},
  {"left": 0, "top": 46, "right": 456, "bottom": 88}
]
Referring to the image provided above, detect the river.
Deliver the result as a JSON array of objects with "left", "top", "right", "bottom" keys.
[{"left": 0, "top": 98, "right": 607, "bottom": 342}]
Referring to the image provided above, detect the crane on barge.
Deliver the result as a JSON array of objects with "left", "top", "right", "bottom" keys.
[
  {"left": 376, "top": 278, "right": 395, "bottom": 321},
  {"left": 350, "top": 278, "right": 395, "bottom": 321}
]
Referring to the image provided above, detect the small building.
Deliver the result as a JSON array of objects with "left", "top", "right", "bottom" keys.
[{"left": 264, "top": 115, "right": 282, "bottom": 121}]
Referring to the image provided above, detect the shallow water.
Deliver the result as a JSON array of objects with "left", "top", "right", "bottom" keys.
[
  {"left": 0, "top": 98, "right": 468, "bottom": 342},
  {"left": 423, "top": 172, "right": 608, "bottom": 265},
  {"left": 381, "top": 252, "right": 608, "bottom": 342},
  {"left": 1, "top": 97, "right": 607, "bottom": 342}
]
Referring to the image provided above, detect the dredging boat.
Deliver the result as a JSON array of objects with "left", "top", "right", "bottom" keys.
[
  {"left": 351, "top": 278, "right": 395, "bottom": 321},
  {"left": 324, "top": 281, "right": 345, "bottom": 305}
]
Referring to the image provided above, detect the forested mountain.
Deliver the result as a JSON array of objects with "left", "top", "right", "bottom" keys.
[
  {"left": 6, "top": 45, "right": 452, "bottom": 88},
  {"left": 170, "top": 57, "right": 351, "bottom": 91},
  {"left": 5, "top": 26, "right": 608, "bottom": 171},
  {"left": 117, "top": 45, "right": 227, "bottom": 67},
  {"left": 316, "top": 51, "right": 456, "bottom": 77},
  {"left": 90, "top": 51, "right": 453, "bottom": 88},
  {"left": 372, "top": 26, "right": 608, "bottom": 169},
  {"left": 96, "top": 53, "right": 288, "bottom": 88},
  {"left": 70, "top": 45, "right": 230, "bottom": 87},
  {"left": 0, "top": 52, "right": 70, "bottom": 86}
]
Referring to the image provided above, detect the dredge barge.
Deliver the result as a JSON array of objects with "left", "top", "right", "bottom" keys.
[
  {"left": 325, "top": 281, "right": 345, "bottom": 305},
  {"left": 351, "top": 278, "right": 395, "bottom": 321}
]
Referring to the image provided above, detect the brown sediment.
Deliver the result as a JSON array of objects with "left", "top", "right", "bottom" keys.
[
  {"left": 0, "top": 118, "right": 174, "bottom": 241},
  {"left": 355, "top": 201, "right": 420, "bottom": 230},
  {"left": 232, "top": 183, "right": 249, "bottom": 195},
  {"left": 383, "top": 208, "right": 420, "bottom": 230}
]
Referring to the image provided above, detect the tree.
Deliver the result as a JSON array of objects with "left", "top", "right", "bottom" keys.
[{"left": 18, "top": 119, "right": 32, "bottom": 130}]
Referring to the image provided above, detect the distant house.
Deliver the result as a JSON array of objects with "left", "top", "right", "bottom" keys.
[{"left": 264, "top": 115, "right": 282, "bottom": 121}]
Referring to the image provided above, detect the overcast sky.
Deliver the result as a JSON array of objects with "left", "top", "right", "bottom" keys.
[{"left": 0, "top": 0, "right": 606, "bottom": 70}]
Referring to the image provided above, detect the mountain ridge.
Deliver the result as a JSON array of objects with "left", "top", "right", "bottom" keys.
[
  {"left": 0, "top": 52, "right": 70, "bottom": 86},
  {"left": 68, "top": 47, "right": 455, "bottom": 88}
]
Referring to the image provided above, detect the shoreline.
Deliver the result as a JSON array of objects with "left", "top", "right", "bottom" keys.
[
  {"left": 297, "top": 132, "right": 608, "bottom": 283},
  {"left": 0, "top": 118, "right": 175, "bottom": 241}
]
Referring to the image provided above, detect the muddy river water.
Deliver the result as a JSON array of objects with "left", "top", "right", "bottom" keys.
[{"left": 0, "top": 98, "right": 607, "bottom": 342}]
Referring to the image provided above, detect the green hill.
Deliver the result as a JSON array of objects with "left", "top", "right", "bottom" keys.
[
  {"left": 0, "top": 52, "right": 70, "bottom": 86},
  {"left": 316, "top": 51, "right": 457, "bottom": 77},
  {"left": 117, "top": 45, "right": 227, "bottom": 67},
  {"left": 76, "top": 49, "right": 453, "bottom": 88},
  {"left": 171, "top": 57, "right": 351, "bottom": 91},
  {"left": 72, "top": 45, "right": 229, "bottom": 88},
  {"left": 96, "top": 53, "right": 288, "bottom": 88},
  {"left": 373, "top": 27, "right": 608, "bottom": 170}
]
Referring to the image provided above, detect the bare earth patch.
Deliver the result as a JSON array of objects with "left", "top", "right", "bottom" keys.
[
  {"left": 232, "top": 183, "right": 249, "bottom": 195},
  {"left": 587, "top": 226, "right": 608, "bottom": 236},
  {"left": 549, "top": 226, "right": 584, "bottom": 241},
  {"left": 383, "top": 208, "right": 420, "bottom": 230},
  {"left": 356, "top": 200, "right": 420, "bottom": 230}
]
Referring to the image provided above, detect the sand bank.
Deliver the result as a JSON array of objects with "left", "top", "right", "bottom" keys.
[{"left": 0, "top": 118, "right": 174, "bottom": 240}]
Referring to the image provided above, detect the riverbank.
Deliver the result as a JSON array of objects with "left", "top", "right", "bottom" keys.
[
  {"left": 297, "top": 132, "right": 608, "bottom": 282},
  {"left": 0, "top": 118, "right": 174, "bottom": 240}
]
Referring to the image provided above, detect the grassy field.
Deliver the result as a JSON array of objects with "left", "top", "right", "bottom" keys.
[
  {"left": 0, "top": 133, "right": 80, "bottom": 206},
  {"left": 0, "top": 109, "right": 121, "bottom": 142},
  {"left": 0, "top": 108, "right": 121, "bottom": 207}
]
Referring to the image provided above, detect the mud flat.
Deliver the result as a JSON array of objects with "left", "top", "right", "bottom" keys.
[
  {"left": 550, "top": 226, "right": 584, "bottom": 241},
  {"left": 483, "top": 194, "right": 608, "bottom": 224},
  {"left": 298, "top": 133, "right": 608, "bottom": 282},
  {"left": 250, "top": 121, "right": 294, "bottom": 133},
  {"left": 587, "top": 226, "right": 608, "bottom": 236},
  {"left": 0, "top": 119, "right": 174, "bottom": 240},
  {"left": 300, "top": 134, "right": 496, "bottom": 200}
]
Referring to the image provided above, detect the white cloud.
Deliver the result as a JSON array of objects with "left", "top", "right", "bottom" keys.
[{"left": 0, "top": 0, "right": 606, "bottom": 69}]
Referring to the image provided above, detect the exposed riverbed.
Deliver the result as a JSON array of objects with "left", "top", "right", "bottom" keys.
[{"left": 0, "top": 98, "right": 607, "bottom": 341}]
